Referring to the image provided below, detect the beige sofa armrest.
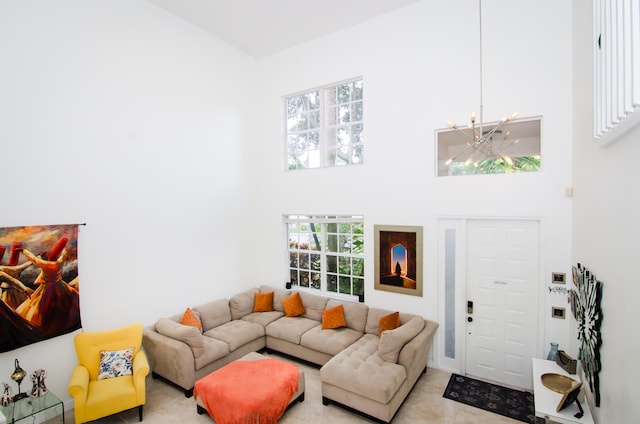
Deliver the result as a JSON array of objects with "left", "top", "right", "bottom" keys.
[
  {"left": 142, "top": 326, "right": 196, "bottom": 392},
  {"left": 397, "top": 319, "right": 439, "bottom": 387}
]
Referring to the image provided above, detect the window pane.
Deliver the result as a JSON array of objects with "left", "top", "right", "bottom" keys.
[
  {"left": 353, "top": 257, "right": 364, "bottom": 276},
  {"left": 353, "top": 278, "right": 364, "bottom": 296},
  {"left": 339, "top": 256, "right": 351, "bottom": 275},
  {"left": 290, "top": 269, "right": 298, "bottom": 285},
  {"left": 326, "top": 234, "right": 337, "bottom": 252},
  {"left": 327, "top": 274, "right": 337, "bottom": 292},
  {"left": 436, "top": 117, "right": 541, "bottom": 176},
  {"left": 311, "top": 253, "right": 321, "bottom": 271},
  {"left": 338, "top": 276, "right": 351, "bottom": 295},
  {"left": 326, "top": 254, "right": 337, "bottom": 273},
  {"left": 300, "top": 271, "right": 310, "bottom": 288}
]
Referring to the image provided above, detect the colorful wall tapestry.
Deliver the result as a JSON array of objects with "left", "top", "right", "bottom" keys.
[{"left": 0, "top": 224, "right": 81, "bottom": 353}]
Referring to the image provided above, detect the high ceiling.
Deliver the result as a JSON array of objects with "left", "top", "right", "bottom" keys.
[{"left": 147, "top": 0, "right": 422, "bottom": 58}]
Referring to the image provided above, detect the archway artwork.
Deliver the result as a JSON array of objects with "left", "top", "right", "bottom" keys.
[
  {"left": 0, "top": 224, "right": 82, "bottom": 353},
  {"left": 374, "top": 225, "right": 423, "bottom": 297}
]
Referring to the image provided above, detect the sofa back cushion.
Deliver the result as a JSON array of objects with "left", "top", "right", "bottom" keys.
[
  {"left": 155, "top": 317, "right": 205, "bottom": 358},
  {"left": 229, "top": 289, "right": 258, "bottom": 320},
  {"left": 326, "top": 299, "right": 368, "bottom": 333},
  {"left": 377, "top": 317, "right": 425, "bottom": 363},
  {"left": 194, "top": 299, "right": 231, "bottom": 331},
  {"left": 260, "top": 285, "right": 291, "bottom": 313},
  {"left": 298, "top": 291, "right": 329, "bottom": 322}
]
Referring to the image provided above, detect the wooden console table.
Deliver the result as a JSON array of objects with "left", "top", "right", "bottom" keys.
[{"left": 532, "top": 358, "right": 594, "bottom": 424}]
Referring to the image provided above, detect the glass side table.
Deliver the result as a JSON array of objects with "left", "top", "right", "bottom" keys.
[{"left": 0, "top": 392, "right": 64, "bottom": 424}]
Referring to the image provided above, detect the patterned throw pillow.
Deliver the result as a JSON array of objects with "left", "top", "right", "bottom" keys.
[
  {"left": 322, "top": 304, "right": 346, "bottom": 330},
  {"left": 179, "top": 307, "right": 202, "bottom": 332},
  {"left": 98, "top": 347, "right": 134, "bottom": 380},
  {"left": 282, "top": 292, "right": 306, "bottom": 317},
  {"left": 379, "top": 311, "right": 400, "bottom": 336},
  {"left": 253, "top": 291, "right": 275, "bottom": 312}
]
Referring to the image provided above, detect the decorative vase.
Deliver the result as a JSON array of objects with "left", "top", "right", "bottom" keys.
[
  {"left": 1, "top": 382, "right": 12, "bottom": 406},
  {"left": 29, "top": 369, "right": 47, "bottom": 397},
  {"left": 546, "top": 342, "right": 559, "bottom": 361}
]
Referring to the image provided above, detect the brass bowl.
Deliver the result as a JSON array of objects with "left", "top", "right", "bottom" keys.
[{"left": 541, "top": 373, "right": 578, "bottom": 393}]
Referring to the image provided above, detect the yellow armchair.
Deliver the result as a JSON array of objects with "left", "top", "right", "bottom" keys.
[{"left": 68, "top": 323, "right": 149, "bottom": 424}]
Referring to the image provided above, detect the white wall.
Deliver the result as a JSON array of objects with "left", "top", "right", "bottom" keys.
[
  {"left": 0, "top": 0, "right": 256, "bottom": 406},
  {"left": 572, "top": 1, "right": 640, "bottom": 423},
  {"left": 250, "top": 0, "right": 573, "bottom": 360}
]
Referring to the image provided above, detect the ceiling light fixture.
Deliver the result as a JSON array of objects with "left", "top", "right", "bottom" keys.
[{"left": 445, "top": 0, "right": 518, "bottom": 168}]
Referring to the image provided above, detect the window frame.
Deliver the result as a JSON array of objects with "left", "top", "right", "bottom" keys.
[
  {"left": 284, "top": 77, "right": 364, "bottom": 170},
  {"left": 284, "top": 214, "right": 364, "bottom": 300}
]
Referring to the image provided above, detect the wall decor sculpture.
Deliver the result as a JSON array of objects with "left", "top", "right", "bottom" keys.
[
  {"left": 0, "top": 224, "right": 82, "bottom": 353},
  {"left": 571, "top": 263, "right": 603, "bottom": 407},
  {"left": 374, "top": 225, "right": 423, "bottom": 297}
]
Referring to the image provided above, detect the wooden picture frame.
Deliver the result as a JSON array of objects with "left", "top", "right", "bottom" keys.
[{"left": 374, "top": 225, "right": 423, "bottom": 297}]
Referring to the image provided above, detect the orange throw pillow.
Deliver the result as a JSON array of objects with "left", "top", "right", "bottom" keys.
[
  {"left": 282, "top": 292, "right": 306, "bottom": 317},
  {"left": 379, "top": 311, "right": 400, "bottom": 336},
  {"left": 322, "top": 304, "right": 346, "bottom": 330},
  {"left": 180, "top": 307, "right": 202, "bottom": 332},
  {"left": 254, "top": 291, "right": 275, "bottom": 312}
]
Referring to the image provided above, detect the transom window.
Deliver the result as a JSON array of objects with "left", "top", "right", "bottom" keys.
[
  {"left": 285, "top": 214, "right": 364, "bottom": 298},
  {"left": 285, "top": 78, "right": 363, "bottom": 170}
]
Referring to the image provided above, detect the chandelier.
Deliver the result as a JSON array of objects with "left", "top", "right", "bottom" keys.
[{"left": 444, "top": 0, "right": 518, "bottom": 168}]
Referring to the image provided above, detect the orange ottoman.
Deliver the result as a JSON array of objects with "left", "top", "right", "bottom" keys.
[{"left": 194, "top": 352, "right": 305, "bottom": 424}]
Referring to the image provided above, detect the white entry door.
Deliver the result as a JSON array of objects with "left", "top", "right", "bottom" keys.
[{"left": 465, "top": 219, "right": 539, "bottom": 389}]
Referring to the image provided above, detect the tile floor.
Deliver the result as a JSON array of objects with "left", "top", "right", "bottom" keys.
[{"left": 65, "top": 352, "right": 525, "bottom": 424}]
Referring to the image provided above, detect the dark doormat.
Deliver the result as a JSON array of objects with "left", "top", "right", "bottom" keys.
[{"left": 443, "top": 373, "right": 544, "bottom": 423}]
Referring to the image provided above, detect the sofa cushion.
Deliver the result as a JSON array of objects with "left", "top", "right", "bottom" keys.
[
  {"left": 179, "top": 308, "right": 202, "bottom": 333},
  {"left": 204, "top": 320, "right": 264, "bottom": 352},
  {"left": 194, "top": 299, "right": 232, "bottom": 331},
  {"left": 195, "top": 337, "right": 231, "bottom": 370},
  {"left": 253, "top": 291, "right": 274, "bottom": 312},
  {"left": 241, "top": 311, "right": 284, "bottom": 327},
  {"left": 260, "top": 285, "right": 291, "bottom": 313},
  {"left": 265, "top": 317, "right": 320, "bottom": 344},
  {"left": 155, "top": 317, "right": 205, "bottom": 358},
  {"left": 229, "top": 289, "right": 258, "bottom": 320},
  {"left": 322, "top": 304, "right": 346, "bottom": 330},
  {"left": 282, "top": 292, "right": 306, "bottom": 317},
  {"left": 298, "top": 291, "right": 329, "bottom": 321},
  {"left": 300, "top": 325, "right": 363, "bottom": 356},
  {"left": 321, "top": 334, "right": 406, "bottom": 404},
  {"left": 326, "top": 299, "right": 368, "bottom": 332},
  {"left": 379, "top": 311, "right": 400, "bottom": 336},
  {"left": 378, "top": 317, "right": 425, "bottom": 363}
]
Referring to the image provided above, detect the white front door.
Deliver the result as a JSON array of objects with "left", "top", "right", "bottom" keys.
[{"left": 465, "top": 219, "right": 540, "bottom": 389}]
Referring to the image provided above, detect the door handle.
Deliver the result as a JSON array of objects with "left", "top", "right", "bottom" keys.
[{"left": 467, "top": 300, "right": 474, "bottom": 314}]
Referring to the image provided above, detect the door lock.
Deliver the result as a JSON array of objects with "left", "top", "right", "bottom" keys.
[{"left": 467, "top": 300, "right": 474, "bottom": 314}]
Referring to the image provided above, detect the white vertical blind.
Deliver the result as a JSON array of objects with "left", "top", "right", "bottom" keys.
[{"left": 594, "top": 0, "right": 640, "bottom": 144}]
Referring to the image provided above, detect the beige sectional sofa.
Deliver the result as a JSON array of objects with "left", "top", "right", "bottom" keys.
[{"left": 142, "top": 285, "right": 438, "bottom": 423}]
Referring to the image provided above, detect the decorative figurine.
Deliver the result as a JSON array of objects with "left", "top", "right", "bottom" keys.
[
  {"left": 29, "top": 369, "right": 47, "bottom": 397},
  {"left": 10, "top": 359, "right": 27, "bottom": 401},
  {"left": 1, "top": 382, "right": 12, "bottom": 406}
]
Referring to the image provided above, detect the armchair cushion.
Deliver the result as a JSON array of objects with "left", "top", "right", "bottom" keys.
[{"left": 98, "top": 347, "right": 134, "bottom": 380}]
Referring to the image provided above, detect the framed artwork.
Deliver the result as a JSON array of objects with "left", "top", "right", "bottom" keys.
[{"left": 374, "top": 225, "right": 423, "bottom": 297}]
